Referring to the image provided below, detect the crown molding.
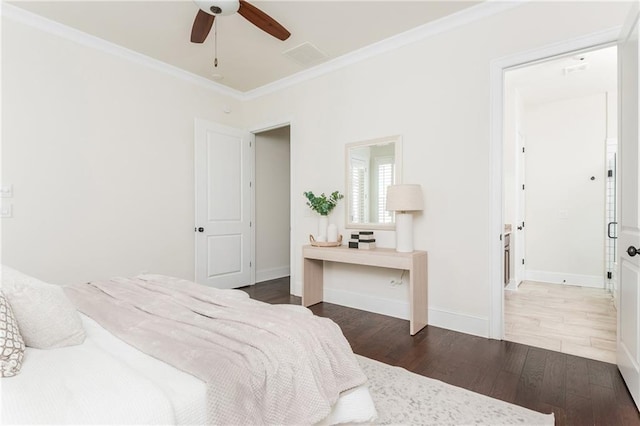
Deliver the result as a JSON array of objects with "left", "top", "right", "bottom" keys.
[
  {"left": 1, "top": 0, "right": 528, "bottom": 102},
  {"left": 241, "top": 0, "right": 529, "bottom": 100},
  {"left": 0, "top": 2, "right": 244, "bottom": 100}
]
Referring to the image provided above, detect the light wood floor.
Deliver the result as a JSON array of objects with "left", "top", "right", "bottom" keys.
[{"left": 505, "top": 281, "right": 617, "bottom": 364}]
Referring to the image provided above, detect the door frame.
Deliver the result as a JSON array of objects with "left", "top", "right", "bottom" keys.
[
  {"left": 249, "top": 119, "right": 294, "bottom": 288},
  {"left": 489, "top": 27, "right": 622, "bottom": 339}
]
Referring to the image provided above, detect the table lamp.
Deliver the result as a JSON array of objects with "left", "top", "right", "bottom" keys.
[{"left": 386, "top": 184, "right": 424, "bottom": 252}]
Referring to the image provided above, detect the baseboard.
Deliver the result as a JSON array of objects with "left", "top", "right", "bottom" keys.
[
  {"left": 292, "top": 280, "right": 302, "bottom": 297},
  {"left": 428, "top": 308, "right": 489, "bottom": 338},
  {"left": 323, "top": 287, "right": 410, "bottom": 320},
  {"left": 291, "top": 281, "right": 489, "bottom": 337},
  {"left": 524, "top": 270, "right": 604, "bottom": 288},
  {"left": 505, "top": 278, "right": 518, "bottom": 291},
  {"left": 255, "top": 266, "right": 290, "bottom": 283}
]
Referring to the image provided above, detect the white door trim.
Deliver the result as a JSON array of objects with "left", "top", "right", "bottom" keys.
[
  {"left": 250, "top": 132, "right": 256, "bottom": 286},
  {"left": 489, "top": 27, "right": 621, "bottom": 339}
]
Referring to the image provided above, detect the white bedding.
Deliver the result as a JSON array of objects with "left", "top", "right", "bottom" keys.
[
  {"left": 1, "top": 314, "right": 376, "bottom": 425},
  {"left": 1, "top": 314, "right": 205, "bottom": 425}
]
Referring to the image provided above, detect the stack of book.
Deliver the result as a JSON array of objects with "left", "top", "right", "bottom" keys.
[{"left": 348, "top": 231, "right": 376, "bottom": 249}]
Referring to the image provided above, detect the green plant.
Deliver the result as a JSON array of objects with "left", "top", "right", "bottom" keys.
[{"left": 303, "top": 191, "right": 344, "bottom": 216}]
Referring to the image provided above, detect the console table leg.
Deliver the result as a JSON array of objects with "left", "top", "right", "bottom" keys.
[
  {"left": 303, "top": 258, "right": 324, "bottom": 307},
  {"left": 410, "top": 254, "right": 428, "bottom": 335}
]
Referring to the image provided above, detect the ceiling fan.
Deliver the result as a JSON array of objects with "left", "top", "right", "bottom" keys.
[{"left": 191, "top": 0, "right": 291, "bottom": 43}]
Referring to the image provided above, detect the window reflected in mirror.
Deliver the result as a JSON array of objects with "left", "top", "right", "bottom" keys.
[{"left": 345, "top": 136, "right": 402, "bottom": 230}]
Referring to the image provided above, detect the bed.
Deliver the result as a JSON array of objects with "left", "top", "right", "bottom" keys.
[
  {"left": 0, "top": 268, "right": 378, "bottom": 425},
  {"left": 0, "top": 267, "right": 556, "bottom": 426}
]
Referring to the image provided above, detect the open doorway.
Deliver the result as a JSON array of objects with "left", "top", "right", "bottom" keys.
[
  {"left": 502, "top": 46, "right": 617, "bottom": 363},
  {"left": 253, "top": 126, "right": 291, "bottom": 286}
]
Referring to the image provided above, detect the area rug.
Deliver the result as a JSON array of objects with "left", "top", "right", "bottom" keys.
[{"left": 357, "top": 355, "right": 554, "bottom": 425}]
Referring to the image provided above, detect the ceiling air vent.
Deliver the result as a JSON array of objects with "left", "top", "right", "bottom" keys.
[
  {"left": 282, "top": 42, "right": 328, "bottom": 67},
  {"left": 563, "top": 62, "right": 590, "bottom": 76}
]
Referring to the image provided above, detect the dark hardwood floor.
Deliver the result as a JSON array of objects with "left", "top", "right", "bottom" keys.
[{"left": 242, "top": 277, "right": 640, "bottom": 426}]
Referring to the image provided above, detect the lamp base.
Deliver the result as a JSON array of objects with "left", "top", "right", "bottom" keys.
[{"left": 395, "top": 213, "right": 414, "bottom": 253}]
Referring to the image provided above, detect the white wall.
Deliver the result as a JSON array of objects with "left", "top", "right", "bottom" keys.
[
  {"left": 1, "top": 16, "right": 244, "bottom": 285},
  {"left": 607, "top": 92, "right": 618, "bottom": 139},
  {"left": 255, "top": 126, "right": 290, "bottom": 282},
  {"left": 244, "top": 1, "right": 629, "bottom": 336},
  {"left": 524, "top": 93, "right": 607, "bottom": 287}
]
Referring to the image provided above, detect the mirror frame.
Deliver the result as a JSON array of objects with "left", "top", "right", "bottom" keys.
[{"left": 344, "top": 135, "right": 403, "bottom": 230}]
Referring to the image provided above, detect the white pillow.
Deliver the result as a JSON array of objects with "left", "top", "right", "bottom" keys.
[
  {"left": 0, "top": 290, "right": 25, "bottom": 377},
  {"left": 0, "top": 266, "right": 85, "bottom": 349}
]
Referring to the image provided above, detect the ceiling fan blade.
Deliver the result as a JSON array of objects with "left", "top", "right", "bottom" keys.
[
  {"left": 238, "top": 0, "right": 290, "bottom": 41},
  {"left": 191, "top": 9, "right": 215, "bottom": 43}
]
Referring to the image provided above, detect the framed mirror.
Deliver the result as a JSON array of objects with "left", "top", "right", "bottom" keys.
[{"left": 345, "top": 135, "right": 402, "bottom": 230}]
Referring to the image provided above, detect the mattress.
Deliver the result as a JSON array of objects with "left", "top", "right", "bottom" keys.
[{"left": 2, "top": 314, "right": 376, "bottom": 425}]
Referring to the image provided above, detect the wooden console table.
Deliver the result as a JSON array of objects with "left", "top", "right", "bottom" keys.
[{"left": 302, "top": 245, "right": 428, "bottom": 335}]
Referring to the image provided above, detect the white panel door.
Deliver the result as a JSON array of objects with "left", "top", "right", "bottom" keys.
[
  {"left": 195, "top": 119, "right": 253, "bottom": 289},
  {"left": 618, "top": 0, "right": 640, "bottom": 410}
]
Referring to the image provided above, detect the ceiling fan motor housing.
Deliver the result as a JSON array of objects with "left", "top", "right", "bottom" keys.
[
  {"left": 195, "top": 0, "right": 239, "bottom": 16},
  {"left": 191, "top": 0, "right": 291, "bottom": 43}
]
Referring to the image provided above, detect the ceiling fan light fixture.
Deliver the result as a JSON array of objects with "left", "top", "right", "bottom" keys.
[
  {"left": 190, "top": 0, "right": 290, "bottom": 43},
  {"left": 195, "top": 0, "right": 239, "bottom": 16}
]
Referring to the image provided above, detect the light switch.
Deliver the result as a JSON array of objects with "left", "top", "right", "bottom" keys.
[
  {"left": 1, "top": 202, "right": 12, "bottom": 218},
  {"left": 0, "top": 184, "right": 13, "bottom": 198}
]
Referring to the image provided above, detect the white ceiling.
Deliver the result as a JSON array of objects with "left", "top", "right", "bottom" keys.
[
  {"left": 507, "top": 45, "right": 617, "bottom": 107},
  {"left": 7, "top": 0, "right": 481, "bottom": 92}
]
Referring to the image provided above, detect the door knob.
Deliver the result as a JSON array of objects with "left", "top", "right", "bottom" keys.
[
  {"left": 195, "top": 227, "right": 204, "bottom": 233},
  {"left": 628, "top": 246, "right": 639, "bottom": 257},
  {"left": 517, "top": 226, "right": 523, "bottom": 230}
]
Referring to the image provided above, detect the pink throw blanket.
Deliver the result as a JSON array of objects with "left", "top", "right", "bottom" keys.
[{"left": 64, "top": 274, "right": 366, "bottom": 425}]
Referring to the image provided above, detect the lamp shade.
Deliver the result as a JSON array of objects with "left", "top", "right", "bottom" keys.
[{"left": 386, "top": 184, "right": 424, "bottom": 212}]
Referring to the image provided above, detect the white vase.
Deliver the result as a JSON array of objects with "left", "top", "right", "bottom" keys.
[
  {"left": 318, "top": 215, "right": 329, "bottom": 240},
  {"left": 327, "top": 223, "right": 338, "bottom": 242}
]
